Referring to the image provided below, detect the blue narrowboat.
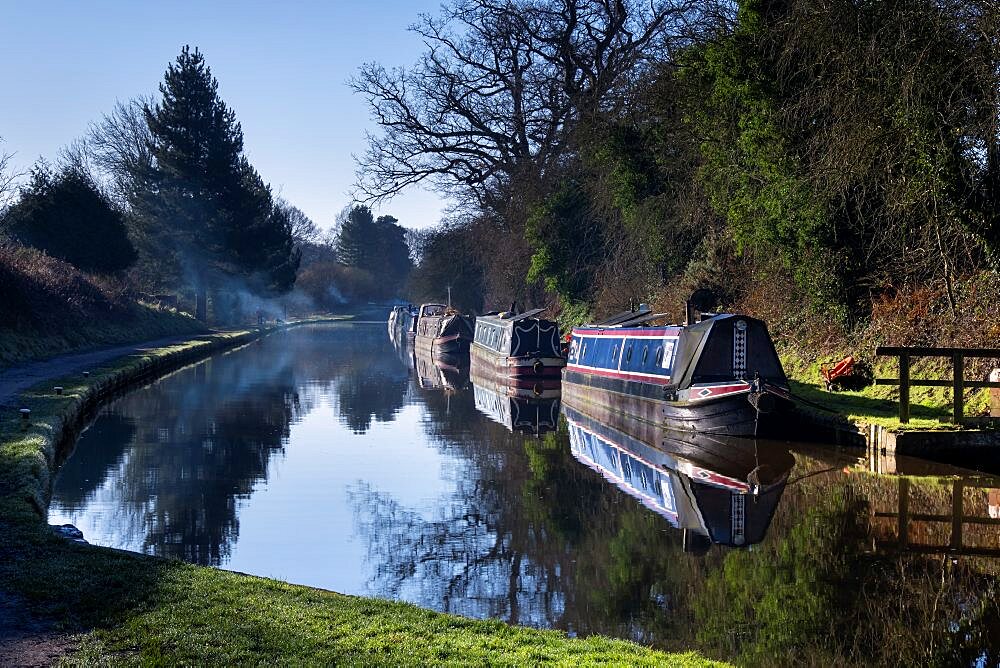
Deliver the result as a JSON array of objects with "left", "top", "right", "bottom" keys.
[{"left": 563, "top": 310, "right": 793, "bottom": 437}]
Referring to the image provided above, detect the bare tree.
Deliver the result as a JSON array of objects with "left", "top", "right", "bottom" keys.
[
  {"left": 352, "top": 0, "right": 704, "bottom": 210},
  {"left": 275, "top": 198, "right": 320, "bottom": 246},
  {"left": 0, "top": 137, "right": 22, "bottom": 211},
  {"left": 84, "top": 96, "right": 156, "bottom": 207}
]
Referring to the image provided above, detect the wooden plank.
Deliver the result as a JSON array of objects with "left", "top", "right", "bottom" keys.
[
  {"left": 953, "top": 353, "right": 965, "bottom": 425},
  {"left": 510, "top": 307, "right": 547, "bottom": 322},
  {"left": 614, "top": 312, "right": 671, "bottom": 328},
  {"left": 877, "top": 346, "right": 1000, "bottom": 357},
  {"left": 875, "top": 379, "right": 1000, "bottom": 389},
  {"left": 593, "top": 310, "right": 643, "bottom": 326},
  {"left": 875, "top": 542, "right": 1000, "bottom": 558}
]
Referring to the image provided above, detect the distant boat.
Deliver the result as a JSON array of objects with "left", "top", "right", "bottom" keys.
[
  {"left": 563, "top": 308, "right": 793, "bottom": 438},
  {"left": 471, "top": 307, "right": 566, "bottom": 386},
  {"left": 414, "top": 303, "right": 474, "bottom": 358},
  {"left": 563, "top": 403, "right": 793, "bottom": 550},
  {"left": 387, "top": 305, "right": 417, "bottom": 340},
  {"left": 470, "top": 363, "right": 560, "bottom": 435}
]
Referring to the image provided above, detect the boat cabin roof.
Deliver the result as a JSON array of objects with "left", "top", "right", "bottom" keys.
[{"left": 419, "top": 303, "right": 448, "bottom": 317}]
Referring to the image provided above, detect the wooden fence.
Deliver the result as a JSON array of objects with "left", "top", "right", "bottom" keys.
[{"left": 874, "top": 346, "right": 1000, "bottom": 424}]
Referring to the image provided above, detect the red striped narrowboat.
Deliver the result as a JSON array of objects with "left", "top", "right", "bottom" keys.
[
  {"left": 470, "top": 308, "right": 566, "bottom": 387},
  {"left": 562, "top": 309, "right": 793, "bottom": 438}
]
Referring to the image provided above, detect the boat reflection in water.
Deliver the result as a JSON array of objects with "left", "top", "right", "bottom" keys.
[
  {"left": 563, "top": 404, "right": 795, "bottom": 550},
  {"left": 413, "top": 345, "right": 469, "bottom": 393},
  {"left": 470, "top": 366, "right": 561, "bottom": 435}
]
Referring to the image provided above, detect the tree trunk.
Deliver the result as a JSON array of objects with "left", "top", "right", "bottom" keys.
[{"left": 196, "top": 286, "right": 207, "bottom": 322}]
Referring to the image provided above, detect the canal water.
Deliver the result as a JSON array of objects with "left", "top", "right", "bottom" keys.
[{"left": 49, "top": 323, "right": 1000, "bottom": 665}]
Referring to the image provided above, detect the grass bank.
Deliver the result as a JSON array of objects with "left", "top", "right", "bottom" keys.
[
  {"left": 0, "top": 244, "right": 208, "bottom": 369},
  {"left": 780, "top": 350, "right": 993, "bottom": 431},
  {"left": 0, "top": 321, "right": 722, "bottom": 666}
]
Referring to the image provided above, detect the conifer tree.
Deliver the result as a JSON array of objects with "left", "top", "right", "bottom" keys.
[{"left": 141, "top": 46, "right": 298, "bottom": 320}]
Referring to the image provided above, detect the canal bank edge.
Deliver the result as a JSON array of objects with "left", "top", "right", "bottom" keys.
[{"left": 0, "top": 320, "right": 725, "bottom": 666}]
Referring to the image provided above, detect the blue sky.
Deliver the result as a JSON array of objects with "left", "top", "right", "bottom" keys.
[{"left": 0, "top": 0, "right": 445, "bottom": 231}]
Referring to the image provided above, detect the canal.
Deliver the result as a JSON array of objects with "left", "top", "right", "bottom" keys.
[{"left": 49, "top": 323, "right": 1000, "bottom": 665}]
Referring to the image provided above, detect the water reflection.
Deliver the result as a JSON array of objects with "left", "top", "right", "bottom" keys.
[
  {"left": 563, "top": 405, "right": 791, "bottom": 549},
  {"left": 47, "top": 324, "right": 1000, "bottom": 665},
  {"left": 470, "top": 368, "right": 561, "bottom": 436}
]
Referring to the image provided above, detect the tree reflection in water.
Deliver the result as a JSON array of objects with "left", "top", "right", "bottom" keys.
[{"left": 51, "top": 325, "right": 409, "bottom": 565}]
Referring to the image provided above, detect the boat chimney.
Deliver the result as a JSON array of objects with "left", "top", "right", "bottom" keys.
[{"left": 685, "top": 300, "right": 698, "bottom": 327}]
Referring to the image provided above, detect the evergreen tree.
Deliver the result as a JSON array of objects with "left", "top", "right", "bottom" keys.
[
  {"left": 141, "top": 45, "right": 299, "bottom": 320},
  {"left": 335, "top": 205, "right": 411, "bottom": 299},
  {"left": 3, "top": 163, "right": 136, "bottom": 274},
  {"left": 335, "top": 205, "right": 376, "bottom": 270}
]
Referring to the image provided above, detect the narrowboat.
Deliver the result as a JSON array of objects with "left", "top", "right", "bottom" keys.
[
  {"left": 563, "top": 309, "right": 793, "bottom": 438},
  {"left": 564, "top": 404, "right": 793, "bottom": 550},
  {"left": 470, "top": 364, "right": 560, "bottom": 435},
  {"left": 414, "top": 303, "right": 475, "bottom": 358},
  {"left": 387, "top": 304, "right": 417, "bottom": 340},
  {"left": 471, "top": 308, "right": 565, "bottom": 386}
]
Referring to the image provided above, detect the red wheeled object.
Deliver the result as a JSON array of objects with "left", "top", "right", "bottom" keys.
[{"left": 820, "top": 356, "right": 855, "bottom": 391}]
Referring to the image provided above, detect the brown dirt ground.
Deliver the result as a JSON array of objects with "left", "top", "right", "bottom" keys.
[{"left": 0, "top": 591, "right": 78, "bottom": 667}]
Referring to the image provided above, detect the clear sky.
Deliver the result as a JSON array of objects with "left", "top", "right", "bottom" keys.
[{"left": 0, "top": 0, "right": 445, "bottom": 231}]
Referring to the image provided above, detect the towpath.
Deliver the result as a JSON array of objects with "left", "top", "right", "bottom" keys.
[
  {"left": 0, "top": 334, "right": 204, "bottom": 407},
  {"left": 0, "top": 334, "right": 209, "bottom": 664}
]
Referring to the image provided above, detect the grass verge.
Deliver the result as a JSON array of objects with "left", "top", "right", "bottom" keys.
[{"left": 0, "top": 320, "right": 722, "bottom": 666}]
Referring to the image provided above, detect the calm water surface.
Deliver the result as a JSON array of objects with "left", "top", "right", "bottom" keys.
[{"left": 50, "top": 324, "right": 1000, "bottom": 665}]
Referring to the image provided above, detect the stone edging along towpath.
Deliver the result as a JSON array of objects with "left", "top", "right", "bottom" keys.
[{"left": 2, "top": 318, "right": 344, "bottom": 522}]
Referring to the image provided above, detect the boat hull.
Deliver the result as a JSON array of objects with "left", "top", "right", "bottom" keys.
[
  {"left": 470, "top": 343, "right": 564, "bottom": 387},
  {"left": 561, "top": 368, "right": 792, "bottom": 438}
]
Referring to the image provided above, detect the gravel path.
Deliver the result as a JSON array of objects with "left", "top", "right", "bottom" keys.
[{"left": 0, "top": 335, "right": 202, "bottom": 407}]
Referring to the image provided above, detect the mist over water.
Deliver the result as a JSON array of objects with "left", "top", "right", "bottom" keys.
[{"left": 49, "top": 324, "right": 1000, "bottom": 662}]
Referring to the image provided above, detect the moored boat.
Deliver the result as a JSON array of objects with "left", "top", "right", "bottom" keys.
[
  {"left": 562, "top": 308, "right": 793, "bottom": 438},
  {"left": 388, "top": 304, "right": 418, "bottom": 340},
  {"left": 471, "top": 308, "right": 565, "bottom": 386},
  {"left": 414, "top": 303, "right": 475, "bottom": 358},
  {"left": 563, "top": 403, "right": 793, "bottom": 549}
]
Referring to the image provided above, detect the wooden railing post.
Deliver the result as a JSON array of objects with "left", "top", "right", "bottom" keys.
[
  {"left": 899, "top": 353, "right": 910, "bottom": 424},
  {"left": 952, "top": 352, "right": 964, "bottom": 425}
]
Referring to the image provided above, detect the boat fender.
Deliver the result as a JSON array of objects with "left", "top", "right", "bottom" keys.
[
  {"left": 748, "top": 391, "right": 776, "bottom": 414},
  {"left": 533, "top": 359, "right": 544, "bottom": 374}
]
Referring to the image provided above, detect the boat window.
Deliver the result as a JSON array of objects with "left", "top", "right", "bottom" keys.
[
  {"left": 625, "top": 344, "right": 632, "bottom": 363},
  {"left": 581, "top": 342, "right": 588, "bottom": 360},
  {"left": 612, "top": 344, "right": 619, "bottom": 361},
  {"left": 655, "top": 346, "right": 663, "bottom": 365},
  {"left": 642, "top": 345, "right": 648, "bottom": 364}
]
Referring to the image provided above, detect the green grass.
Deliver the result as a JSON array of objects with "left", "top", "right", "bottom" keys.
[
  {"left": 781, "top": 350, "right": 992, "bottom": 430},
  {"left": 0, "top": 302, "right": 207, "bottom": 369},
  {"left": 0, "top": 322, "right": 723, "bottom": 666}
]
